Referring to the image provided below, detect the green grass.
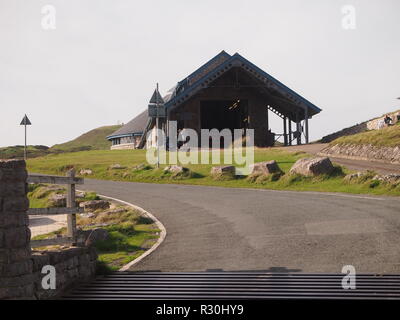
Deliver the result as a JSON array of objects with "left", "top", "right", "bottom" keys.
[
  {"left": 26, "top": 148, "right": 400, "bottom": 196},
  {"left": 96, "top": 223, "right": 159, "bottom": 273},
  {"left": 332, "top": 122, "right": 400, "bottom": 147},
  {"left": 28, "top": 184, "right": 160, "bottom": 273}
]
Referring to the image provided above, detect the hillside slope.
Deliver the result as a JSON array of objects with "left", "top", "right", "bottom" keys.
[
  {"left": 320, "top": 109, "right": 400, "bottom": 143},
  {"left": 320, "top": 123, "right": 400, "bottom": 164},
  {"left": 332, "top": 122, "right": 400, "bottom": 147},
  {"left": 51, "top": 125, "right": 122, "bottom": 152}
]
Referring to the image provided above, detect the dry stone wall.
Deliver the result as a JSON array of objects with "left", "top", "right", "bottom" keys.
[{"left": 0, "top": 159, "right": 97, "bottom": 300}]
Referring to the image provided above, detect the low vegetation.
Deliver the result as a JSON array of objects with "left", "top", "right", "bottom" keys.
[
  {"left": 26, "top": 148, "right": 400, "bottom": 196},
  {"left": 28, "top": 184, "right": 160, "bottom": 273},
  {"left": 331, "top": 122, "right": 400, "bottom": 147}
]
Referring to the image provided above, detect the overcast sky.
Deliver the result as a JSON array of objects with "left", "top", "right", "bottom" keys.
[{"left": 0, "top": 0, "right": 399, "bottom": 147}]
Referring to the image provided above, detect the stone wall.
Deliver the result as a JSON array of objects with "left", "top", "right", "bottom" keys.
[
  {"left": 0, "top": 159, "right": 97, "bottom": 300},
  {"left": 319, "top": 144, "right": 400, "bottom": 164},
  {"left": 31, "top": 247, "right": 97, "bottom": 300}
]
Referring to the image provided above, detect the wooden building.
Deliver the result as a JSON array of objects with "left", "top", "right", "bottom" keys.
[{"left": 108, "top": 51, "right": 321, "bottom": 149}]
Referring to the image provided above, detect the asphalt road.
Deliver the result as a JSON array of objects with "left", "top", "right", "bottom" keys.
[{"left": 81, "top": 179, "right": 400, "bottom": 273}]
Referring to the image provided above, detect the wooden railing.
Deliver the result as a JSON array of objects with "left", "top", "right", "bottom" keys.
[{"left": 27, "top": 169, "right": 84, "bottom": 248}]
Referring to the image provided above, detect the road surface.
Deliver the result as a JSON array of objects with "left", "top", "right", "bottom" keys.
[{"left": 81, "top": 179, "right": 400, "bottom": 273}]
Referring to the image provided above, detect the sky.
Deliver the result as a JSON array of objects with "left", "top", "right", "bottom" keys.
[{"left": 0, "top": 0, "right": 399, "bottom": 147}]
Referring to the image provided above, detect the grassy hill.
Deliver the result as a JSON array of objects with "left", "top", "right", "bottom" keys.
[
  {"left": 331, "top": 122, "right": 400, "bottom": 147},
  {"left": 51, "top": 125, "right": 122, "bottom": 152},
  {"left": 0, "top": 125, "right": 122, "bottom": 159},
  {"left": 0, "top": 145, "right": 50, "bottom": 159}
]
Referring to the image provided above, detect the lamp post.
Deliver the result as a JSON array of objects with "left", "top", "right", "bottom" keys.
[{"left": 20, "top": 114, "right": 32, "bottom": 161}]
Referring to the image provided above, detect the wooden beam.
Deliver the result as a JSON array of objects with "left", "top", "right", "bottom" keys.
[
  {"left": 28, "top": 207, "right": 84, "bottom": 215},
  {"left": 27, "top": 174, "right": 84, "bottom": 185},
  {"left": 66, "top": 170, "right": 77, "bottom": 244},
  {"left": 31, "top": 237, "right": 74, "bottom": 248},
  {"left": 305, "top": 108, "right": 309, "bottom": 144}
]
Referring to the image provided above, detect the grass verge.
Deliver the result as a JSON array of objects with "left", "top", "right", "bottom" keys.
[{"left": 26, "top": 148, "right": 400, "bottom": 196}]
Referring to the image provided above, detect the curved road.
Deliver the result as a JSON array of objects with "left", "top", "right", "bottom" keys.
[{"left": 81, "top": 179, "right": 400, "bottom": 273}]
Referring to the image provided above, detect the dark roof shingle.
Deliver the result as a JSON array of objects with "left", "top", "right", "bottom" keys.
[{"left": 107, "top": 110, "right": 148, "bottom": 139}]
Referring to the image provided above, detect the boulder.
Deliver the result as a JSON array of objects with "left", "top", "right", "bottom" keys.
[
  {"left": 210, "top": 165, "right": 236, "bottom": 177},
  {"left": 49, "top": 194, "right": 66, "bottom": 207},
  {"left": 344, "top": 172, "right": 364, "bottom": 182},
  {"left": 249, "top": 160, "right": 282, "bottom": 175},
  {"left": 77, "top": 228, "right": 109, "bottom": 246},
  {"left": 79, "top": 200, "right": 110, "bottom": 211},
  {"left": 164, "top": 165, "right": 187, "bottom": 174},
  {"left": 133, "top": 163, "right": 151, "bottom": 171},
  {"left": 109, "top": 164, "right": 126, "bottom": 170},
  {"left": 79, "top": 169, "right": 93, "bottom": 175},
  {"left": 372, "top": 174, "right": 400, "bottom": 185},
  {"left": 289, "top": 157, "right": 334, "bottom": 176}
]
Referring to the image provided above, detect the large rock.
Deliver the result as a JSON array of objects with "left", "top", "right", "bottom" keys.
[
  {"left": 249, "top": 160, "right": 282, "bottom": 175},
  {"left": 49, "top": 193, "right": 67, "bottom": 207},
  {"left": 77, "top": 228, "right": 109, "bottom": 246},
  {"left": 344, "top": 172, "right": 364, "bottom": 182},
  {"left": 109, "top": 164, "right": 126, "bottom": 170},
  {"left": 289, "top": 157, "right": 334, "bottom": 176},
  {"left": 372, "top": 174, "right": 400, "bottom": 185},
  {"left": 210, "top": 165, "right": 236, "bottom": 179},
  {"left": 164, "top": 165, "right": 187, "bottom": 174},
  {"left": 79, "top": 200, "right": 110, "bottom": 211},
  {"left": 79, "top": 169, "right": 93, "bottom": 175}
]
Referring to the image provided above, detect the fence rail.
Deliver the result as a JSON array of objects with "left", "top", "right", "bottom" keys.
[{"left": 28, "top": 169, "right": 83, "bottom": 248}]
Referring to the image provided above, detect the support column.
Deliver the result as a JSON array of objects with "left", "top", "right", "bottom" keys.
[
  {"left": 289, "top": 120, "right": 292, "bottom": 146},
  {"left": 296, "top": 112, "right": 301, "bottom": 145},
  {"left": 305, "top": 108, "right": 309, "bottom": 144},
  {"left": 283, "top": 117, "right": 288, "bottom": 146}
]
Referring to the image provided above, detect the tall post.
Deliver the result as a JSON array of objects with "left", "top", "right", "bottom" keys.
[
  {"left": 289, "top": 119, "right": 292, "bottom": 146},
  {"left": 156, "top": 83, "right": 160, "bottom": 168},
  {"left": 296, "top": 112, "right": 301, "bottom": 145},
  {"left": 283, "top": 117, "right": 288, "bottom": 146},
  {"left": 305, "top": 108, "right": 309, "bottom": 144},
  {"left": 24, "top": 123, "right": 27, "bottom": 160},
  {"left": 66, "top": 169, "right": 77, "bottom": 244}
]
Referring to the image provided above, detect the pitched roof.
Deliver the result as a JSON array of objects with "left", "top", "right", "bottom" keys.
[
  {"left": 110, "top": 51, "right": 322, "bottom": 140},
  {"left": 107, "top": 110, "right": 149, "bottom": 139},
  {"left": 164, "top": 51, "right": 322, "bottom": 120}
]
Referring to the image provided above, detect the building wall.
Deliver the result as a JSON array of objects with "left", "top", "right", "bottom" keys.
[
  {"left": 169, "top": 85, "right": 270, "bottom": 147},
  {"left": 110, "top": 135, "right": 142, "bottom": 150}
]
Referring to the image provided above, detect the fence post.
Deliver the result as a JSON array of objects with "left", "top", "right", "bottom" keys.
[{"left": 66, "top": 169, "right": 77, "bottom": 245}]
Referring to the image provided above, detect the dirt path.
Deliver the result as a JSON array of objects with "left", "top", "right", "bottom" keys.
[
  {"left": 276, "top": 143, "right": 400, "bottom": 174},
  {"left": 29, "top": 214, "right": 67, "bottom": 238}
]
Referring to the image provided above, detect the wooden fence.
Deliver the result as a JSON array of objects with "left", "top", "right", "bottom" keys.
[{"left": 27, "top": 169, "right": 84, "bottom": 247}]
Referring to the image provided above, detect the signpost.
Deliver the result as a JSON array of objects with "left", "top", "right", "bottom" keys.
[
  {"left": 20, "top": 114, "right": 32, "bottom": 161},
  {"left": 148, "top": 84, "right": 165, "bottom": 168}
]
